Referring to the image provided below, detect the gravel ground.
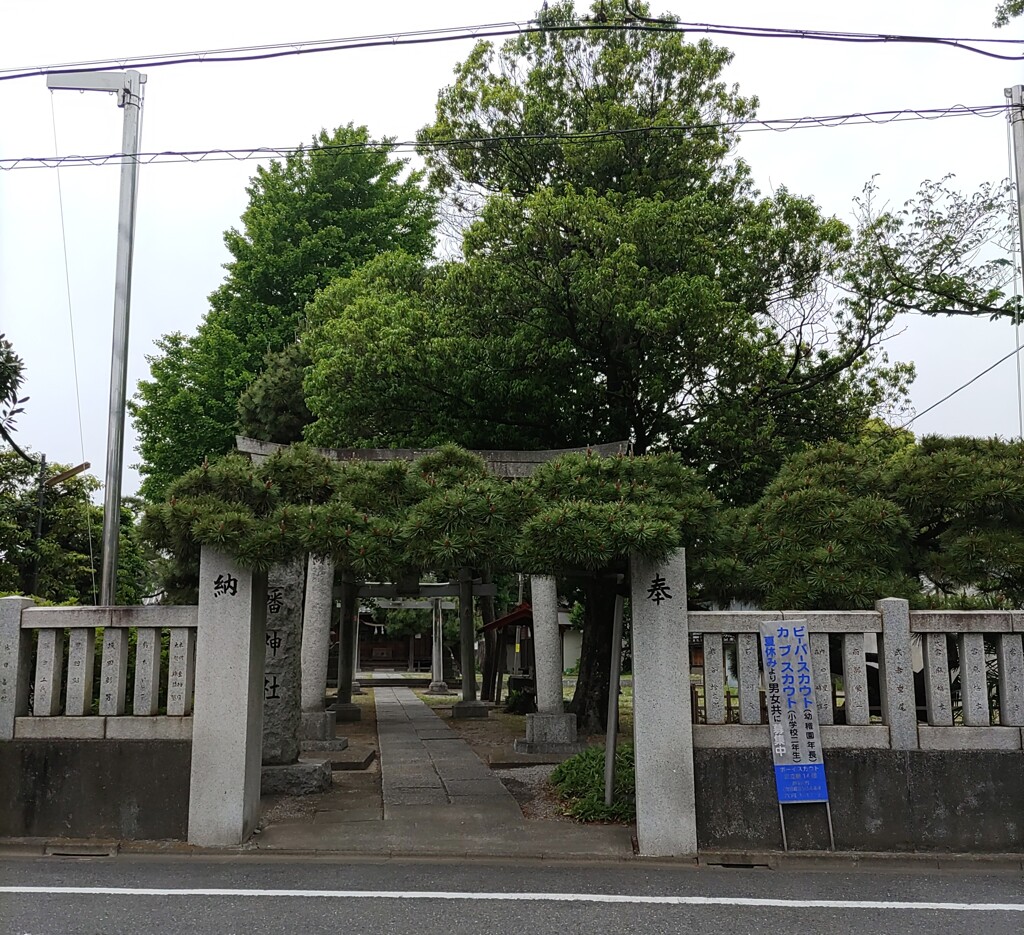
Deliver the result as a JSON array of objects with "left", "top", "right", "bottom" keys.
[{"left": 493, "top": 764, "right": 573, "bottom": 821}]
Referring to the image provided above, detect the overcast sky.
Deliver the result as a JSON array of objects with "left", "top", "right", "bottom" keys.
[{"left": 1, "top": 0, "right": 1022, "bottom": 496}]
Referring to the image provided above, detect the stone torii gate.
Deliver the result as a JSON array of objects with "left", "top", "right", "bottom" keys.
[{"left": 234, "top": 436, "right": 626, "bottom": 733}]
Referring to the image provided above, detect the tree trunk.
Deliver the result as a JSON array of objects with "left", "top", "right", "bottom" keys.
[{"left": 567, "top": 574, "right": 618, "bottom": 734}]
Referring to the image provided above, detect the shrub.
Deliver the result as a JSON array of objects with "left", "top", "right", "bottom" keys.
[
  {"left": 550, "top": 743, "right": 635, "bottom": 822},
  {"left": 503, "top": 688, "right": 536, "bottom": 715}
]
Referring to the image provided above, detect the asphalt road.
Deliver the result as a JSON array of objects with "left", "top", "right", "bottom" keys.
[{"left": 1, "top": 854, "right": 1022, "bottom": 935}]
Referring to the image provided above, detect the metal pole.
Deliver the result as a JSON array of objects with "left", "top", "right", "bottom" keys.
[
  {"left": 31, "top": 455, "right": 47, "bottom": 595},
  {"left": 1007, "top": 86, "right": 1024, "bottom": 440},
  {"left": 603, "top": 591, "right": 625, "bottom": 807},
  {"left": 99, "top": 70, "right": 145, "bottom": 606}
]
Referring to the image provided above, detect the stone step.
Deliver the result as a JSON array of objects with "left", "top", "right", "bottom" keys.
[{"left": 324, "top": 744, "right": 377, "bottom": 771}]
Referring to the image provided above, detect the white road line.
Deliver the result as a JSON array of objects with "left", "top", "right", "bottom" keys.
[{"left": 0, "top": 888, "right": 1022, "bottom": 912}]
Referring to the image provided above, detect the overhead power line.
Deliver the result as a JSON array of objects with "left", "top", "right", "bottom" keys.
[
  {"left": 899, "top": 342, "right": 1024, "bottom": 431},
  {"left": 0, "top": 103, "right": 1008, "bottom": 172},
  {"left": 1, "top": 16, "right": 1022, "bottom": 83}
]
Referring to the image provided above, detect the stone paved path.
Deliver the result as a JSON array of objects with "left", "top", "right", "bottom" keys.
[
  {"left": 375, "top": 687, "right": 521, "bottom": 818},
  {"left": 254, "top": 688, "right": 634, "bottom": 857}
]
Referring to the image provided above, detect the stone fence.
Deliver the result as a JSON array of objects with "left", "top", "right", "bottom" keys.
[
  {"left": 0, "top": 548, "right": 268, "bottom": 846},
  {"left": 0, "top": 603, "right": 198, "bottom": 742},
  {"left": 626, "top": 551, "right": 1024, "bottom": 859},
  {"left": 687, "top": 603, "right": 1024, "bottom": 750}
]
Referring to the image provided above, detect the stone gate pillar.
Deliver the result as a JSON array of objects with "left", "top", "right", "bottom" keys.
[
  {"left": 630, "top": 548, "right": 697, "bottom": 857},
  {"left": 188, "top": 548, "right": 268, "bottom": 846}
]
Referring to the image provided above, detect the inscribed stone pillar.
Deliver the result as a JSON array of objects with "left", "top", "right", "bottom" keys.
[
  {"left": 262, "top": 557, "right": 304, "bottom": 765},
  {"left": 301, "top": 556, "right": 333, "bottom": 713},
  {"left": 188, "top": 548, "right": 267, "bottom": 847},
  {"left": 0, "top": 596, "right": 33, "bottom": 741},
  {"left": 630, "top": 548, "right": 697, "bottom": 857},
  {"left": 876, "top": 598, "right": 918, "bottom": 750},
  {"left": 300, "top": 556, "right": 338, "bottom": 741},
  {"left": 530, "top": 575, "right": 563, "bottom": 714},
  {"left": 515, "top": 575, "right": 582, "bottom": 753},
  {"left": 428, "top": 598, "right": 450, "bottom": 694}
]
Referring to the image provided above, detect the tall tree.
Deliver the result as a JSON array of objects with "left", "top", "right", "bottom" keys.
[
  {"left": 995, "top": 1, "right": 1024, "bottom": 25},
  {"left": 302, "top": 1, "right": 1015, "bottom": 730},
  {"left": 237, "top": 343, "right": 312, "bottom": 445},
  {"left": 0, "top": 334, "right": 32, "bottom": 463},
  {"left": 130, "top": 125, "right": 437, "bottom": 500},
  {"left": 0, "top": 449, "right": 149, "bottom": 604}
]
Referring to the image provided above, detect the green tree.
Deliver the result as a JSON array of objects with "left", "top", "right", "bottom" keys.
[
  {"left": 0, "top": 333, "right": 32, "bottom": 463},
  {"left": 419, "top": 0, "right": 754, "bottom": 208},
  {"left": 0, "top": 449, "right": 149, "bottom": 604},
  {"left": 303, "top": 1, "right": 1015, "bottom": 729},
  {"left": 995, "top": 1, "right": 1023, "bottom": 25},
  {"left": 723, "top": 440, "right": 919, "bottom": 610},
  {"left": 893, "top": 436, "right": 1024, "bottom": 605},
  {"left": 237, "top": 343, "right": 312, "bottom": 444},
  {"left": 713, "top": 432, "right": 1024, "bottom": 611},
  {"left": 130, "top": 126, "right": 437, "bottom": 500}
]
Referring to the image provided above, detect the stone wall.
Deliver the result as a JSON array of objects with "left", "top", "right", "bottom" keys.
[
  {"left": 0, "top": 739, "right": 190, "bottom": 839},
  {"left": 695, "top": 748, "right": 1024, "bottom": 852}
]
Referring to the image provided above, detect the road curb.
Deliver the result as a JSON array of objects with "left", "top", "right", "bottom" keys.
[{"left": 1, "top": 837, "right": 1022, "bottom": 870}]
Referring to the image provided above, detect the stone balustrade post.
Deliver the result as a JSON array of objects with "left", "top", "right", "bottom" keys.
[
  {"left": 876, "top": 598, "right": 918, "bottom": 749},
  {"left": 0, "top": 597, "right": 33, "bottom": 740}
]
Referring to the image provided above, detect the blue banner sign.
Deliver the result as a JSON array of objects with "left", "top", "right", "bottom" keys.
[{"left": 759, "top": 621, "right": 829, "bottom": 804}]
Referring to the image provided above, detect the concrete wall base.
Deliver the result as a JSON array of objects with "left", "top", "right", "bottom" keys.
[
  {"left": 513, "top": 738, "right": 588, "bottom": 755},
  {"left": 696, "top": 748, "right": 1024, "bottom": 852},
  {"left": 330, "top": 702, "right": 362, "bottom": 722},
  {"left": 452, "top": 700, "right": 490, "bottom": 719},
  {"left": 300, "top": 711, "right": 336, "bottom": 741},
  {"left": 260, "top": 758, "right": 332, "bottom": 796},
  {"left": 0, "top": 739, "right": 190, "bottom": 840}
]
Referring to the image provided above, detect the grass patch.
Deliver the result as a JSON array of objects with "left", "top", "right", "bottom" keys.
[
  {"left": 550, "top": 743, "right": 635, "bottom": 823},
  {"left": 414, "top": 691, "right": 456, "bottom": 708}
]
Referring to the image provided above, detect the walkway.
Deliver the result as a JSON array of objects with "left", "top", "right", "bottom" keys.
[
  {"left": 376, "top": 688, "right": 521, "bottom": 818},
  {"left": 255, "top": 689, "right": 634, "bottom": 859}
]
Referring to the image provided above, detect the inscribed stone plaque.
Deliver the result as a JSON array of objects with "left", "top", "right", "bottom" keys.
[{"left": 262, "top": 559, "right": 305, "bottom": 764}]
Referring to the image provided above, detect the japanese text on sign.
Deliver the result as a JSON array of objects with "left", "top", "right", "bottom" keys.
[
  {"left": 213, "top": 573, "right": 238, "bottom": 598},
  {"left": 646, "top": 575, "right": 672, "bottom": 605},
  {"left": 760, "top": 620, "right": 828, "bottom": 804}
]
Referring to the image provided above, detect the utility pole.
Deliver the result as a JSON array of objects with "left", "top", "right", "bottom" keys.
[
  {"left": 1005, "top": 85, "right": 1024, "bottom": 441},
  {"left": 47, "top": 70, "right": 146, "bottom": 605}
]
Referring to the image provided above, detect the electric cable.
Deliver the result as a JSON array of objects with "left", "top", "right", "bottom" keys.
[
  {"left": 48, "top": 92, "right": 99, "bottom": 604},
  {"left": 898, "top": 342, "right": 1024, "bottom": 432},
  {"left": 0, "top": 103, "right": 1009, "bottom": 172},
  {"left": 0, "top": 15, "right": 1022, "bottom": 84}
]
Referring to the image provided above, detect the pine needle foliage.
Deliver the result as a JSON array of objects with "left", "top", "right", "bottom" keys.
[{"left": 143, "top": 444, "right": 711, "bottom": 579}]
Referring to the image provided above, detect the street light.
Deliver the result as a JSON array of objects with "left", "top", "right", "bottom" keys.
[
  {"left": 46, "top": 69, "right": 146, "bottom": 606},
  {"left": 32, "top": 458, "right": 91, "bottom": 596}
]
